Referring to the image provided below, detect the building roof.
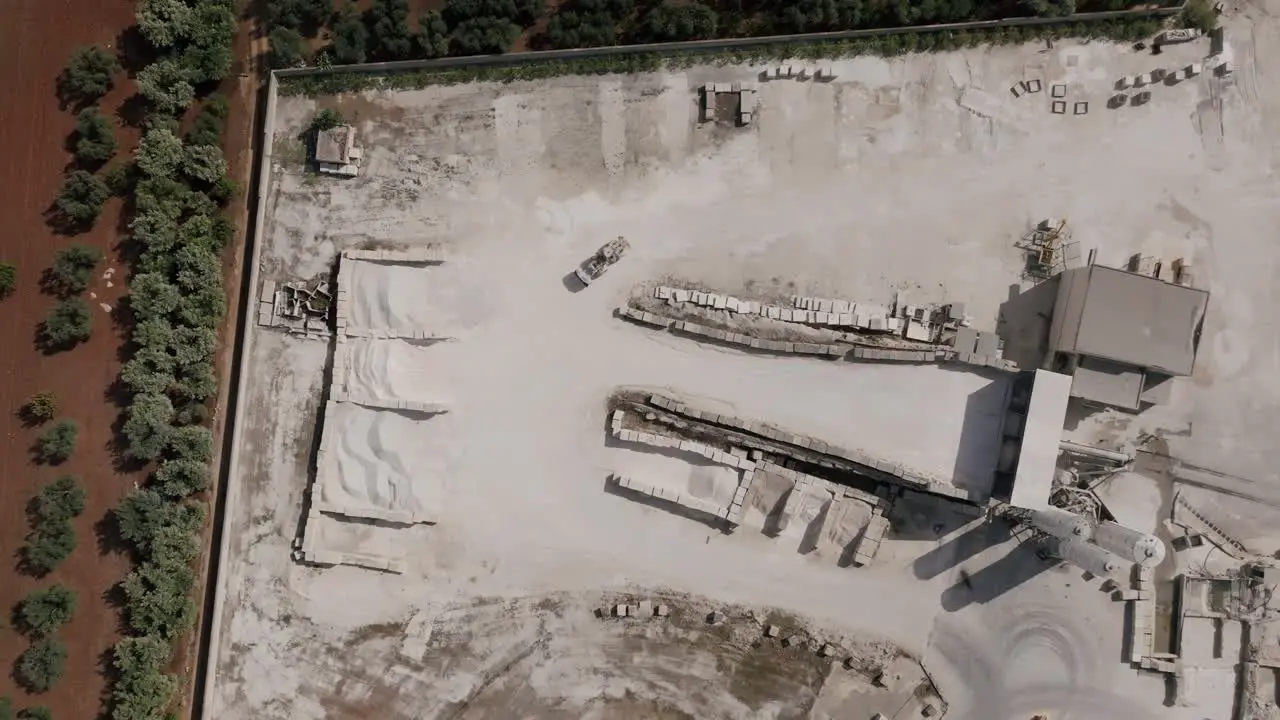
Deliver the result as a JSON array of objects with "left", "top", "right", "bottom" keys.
[
  {"left": 316, "top": 125, "right": 356, "bottom": 165},
  {"left": 1058, "top": 265, "right": 1208, "bottom": 376},
  {"left": 1009, "top": 369, "right": 1072, "bottom": 511}
]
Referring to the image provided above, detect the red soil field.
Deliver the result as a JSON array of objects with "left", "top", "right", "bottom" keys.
[{"left": 0, "top": 0, "right": 151, "bottom": 716}]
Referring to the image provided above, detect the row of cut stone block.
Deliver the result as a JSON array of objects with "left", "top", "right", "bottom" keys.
[
  {"left": 619, "top": 306, "right": 847, "bottom": 356},
  {"left": 850, "top": 345, "right": 944, "bottom": 364},
  {"left": 329, "top": 392, "right": 448, "bottom": 415},
  {"left": 342, "top": 245, "right": 447, "bottom": 263},
  {"left": 656, "top": 286, "right": 892, "bottom": 331},
  {"left": 606, "top": 599, "right": 671, "bottom": 618},
  {"left": 612, "top": 473, "right": 730, "bottom": 520},
  {"left": 611, "top": 414, "right": 756, "bottom": 472}
]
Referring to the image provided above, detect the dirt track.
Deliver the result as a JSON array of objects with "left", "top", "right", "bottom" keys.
[{"left": 0, "top": 0, "right": 143, "bottom": 715}]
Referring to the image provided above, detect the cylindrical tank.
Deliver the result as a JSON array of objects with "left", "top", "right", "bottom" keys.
[
  {"left": 1093, "top": 521, "right": 1166, "bottom": 568},
  {"left": 1053, "top": 538, "right": 1125, "bottom": 578},
  {"left": 1028, "top": 507, "right": 1095, "bottom": 540}
]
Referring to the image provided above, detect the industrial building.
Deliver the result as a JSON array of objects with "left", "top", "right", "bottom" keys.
[{"left": 1046, "top": 264, "right": 1209, "bottom": 411}]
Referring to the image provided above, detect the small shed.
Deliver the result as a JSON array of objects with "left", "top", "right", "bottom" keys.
[{"left": 316, "top": 125, "right": 363, "bottom": 177}]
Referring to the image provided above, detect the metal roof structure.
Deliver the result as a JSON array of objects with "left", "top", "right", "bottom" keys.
[
  {"left": 1048, "top": 265, "right": 1208, "bottom": 376},
  {"left": 1070, "top": 357, "right": 1145, "bottom": 410},
  {"left": 1008, "top": 369, "right": 1072, "bottom": 511}
]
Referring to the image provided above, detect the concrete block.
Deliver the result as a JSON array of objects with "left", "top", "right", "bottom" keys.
[
  {"left": 713, "top": 295, "right": 727, "bottom": 310},
  {"left": 767, "top": 306, "right": 781, "bottom": 319}
]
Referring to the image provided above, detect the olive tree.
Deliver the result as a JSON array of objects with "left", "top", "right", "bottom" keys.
[
  {"left": 153, "top": 458, "right": 209, "bottom": 498},
  {"left": 165, "top": 425, "right": 213, "bottom": 463},
  {"left": 21, "top": 392, "right": 58, "bottom": 424},
  {"left": 182, "top": 144, "right": 226, "bottom": 184},
  {"left": 135, "top": 59, "right": 195, "bottom": 115},
  {"left": 22, "top": 519, "right": 76, "bottom": 576},
  {"left": 17, "top": 585, "right": 77, "bottom": 637},
  {"left": 123, "top": 560, "right": 197, "bottom": 639},
  {"left": 39, "top": 298, "right": 92, "bottom": 350},
  {"left": 122, "top": 392, "right": 175, "bottom": 461},
  {"left": 53, "top": 171, "right": 109, "bottom": 227},
  {"left": 128, "top": 273, "right": 181, "bottom": 323},
  {"left": 15, "top": 639, "right": 67, "bottom": 693},
  {"left": 36, "top": 420, "right": 78, "bottom": 464},
  {"left": 35, "top": 476, "right": 86, "bottom": 523},
  {"left": 136, "top": 127, "right": 185, "bottom": 179},
  {"left": 0, "top": 262, "right": 14, "bottom": 298},
  {"left": 46, "top": 244, "right": 103, "bottom": 297},
  {"left": 112, "top": 636, "right": 178, "bottom": 720},
  {"left": 59, "top": 46, "right": 120, "bottom": 105},
  {"left": 136, "top": 0, "right": 193, "bottom": 49},
  {"left": 73, "top": 107, "right": 118, "bottom": 166},
  {"left": 115, "top": 491, "right": 204, "bottom": 556},
  {"left": 269, "top": 26, "right": 306, "bottom": 68}
]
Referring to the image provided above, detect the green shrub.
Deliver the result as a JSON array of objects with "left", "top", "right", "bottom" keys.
[
  {"left": 1181, "top": 0, "right": 1217, "bottom": 31},
  {"left": 136, "top": 59, "right": 194, "bottom": 115},
  {"left": 128, "top": 274, "right": 182, "bottom": 323},
  {"left": 0, "top": 696, "right": 11, "bottom": 720},
  {"left": 0, "top": 262, "right": 14, "bottom": 298},
  {"left": 115, "top": 491, "right": 205, "bottom": 556},
  {"left": 54, "top": 171, "right": 110, "bottom": 227},
  {"left": 132, "top": 318, "right": 174, "bottom": 350},
  {"left": 268, "top": 0, "right": 333, "bottom": 33},
  {"left": 416, "top": 12, "right": 450, "bottom": 58},
  {"left": 59, "top": 47, "right": 120, "bottom": 105},
  {"left": 103, "top": 163, "right": 135, "bottom": 196},
  {"left": 18, "top": 707, "right": 52, "bottom": 720},
  {"left": 17, "top": 585, "right": 77, "bottom": 637},
  {"left": 40, "top": 298, "right": 92, "bottom": 350},
  {"left": 173, "top": 363, "right": 217, "bottom": 404},
  {"left": 120, "top": 355, "right": 176, "bottom": 396},
  {"left": 123, "top": 393, "right": 175, "bottom": 461},
  {"left": 451, "top": 17, "right": 521, "bottom": 55},
  {"left": 269, "top": 26, "right": 307, "bottom": 69},
  {"left": 153, "top": 458, "right": 209, "bottom": 498},
  {"left": 15, "top": 638, "right": 67, "bottom": 693},
  {"left": 633, "top": 2, "right": 715, "bottom": 42},
  {"left": 136, "top": 127, "right": 184, "bottom": 179},
  {"left": 170, "top": 326, "right": 216, "bottom": 369},
  {"left": 46, "top": 244, "right": 103, "bottom": 297},
  {"left": 186, "top": 107, "right": 225, "bottom": 149},
  {"left": 112, "top": 637, "right": 178, "bottom": 720},
  {"left": 21, "top": 392, "right": 58, "bottom": 424},
  {"left": 122, "top": 560, "right": 196, "bottom": 639},
  {"left": 35, "top": 476, "right": 86, "bottom": 523},
  {"left": 136, "top": 0, "right": 193, "bottom": 49},
  {"left": 182, "top": 144, "right": 226, "bottom": 184},
  {"left": 174, "top": 284, "right": 226, "bottom": 329},
  {"left": 165, "top": 426, "right": 213, "bottom": 463},
  {"left": 22, "top": 519, "right": 76, "bottom": 576},
  {"left": 329, "top": 2, "right": 369, "bottom": 64},
  {"left": 36, "top": 420, "right": 78, "bottom": 464},
  {"left": 73, "top": 107, "right": 118, "bottom": 166},
  {"left": 182, "top": 1, "right": 237, "bottom": 83},
  {"left": 369, "top": 0, "right": 414, "bottom": 60}
]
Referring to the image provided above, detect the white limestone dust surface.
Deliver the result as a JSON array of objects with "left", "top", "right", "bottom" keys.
[
  {"left": 318, "top": 403, "right": 443, "bottom": 519},
  {"left": 340, "top": 338, "right": 451, "bottom": 405}
]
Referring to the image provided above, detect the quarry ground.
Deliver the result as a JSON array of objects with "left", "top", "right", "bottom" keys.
[{"left": 208, "top": 7, "right": 1280, "bottom": 718}]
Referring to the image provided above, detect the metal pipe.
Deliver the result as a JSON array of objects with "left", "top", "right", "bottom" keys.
[{"left": 1059, "top": 440, "right": 1132, "bottom": 466}]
